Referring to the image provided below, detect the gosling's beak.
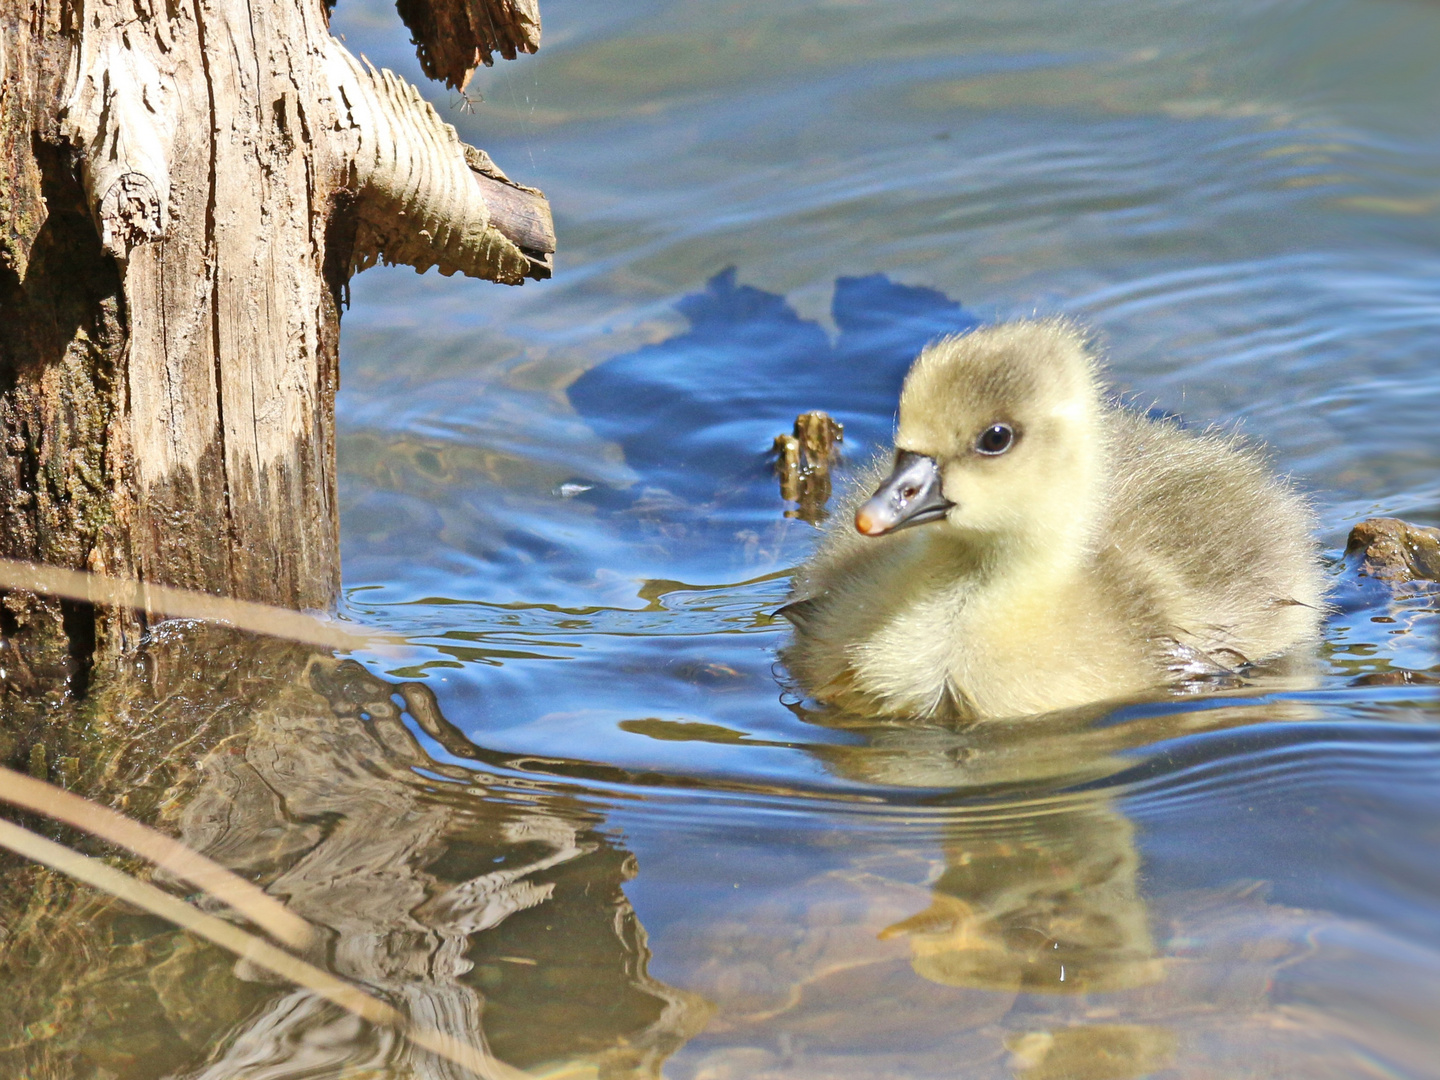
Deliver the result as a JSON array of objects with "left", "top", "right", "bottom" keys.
[{"left": 855, "top": 451, "right": 955, "bottom": 537}]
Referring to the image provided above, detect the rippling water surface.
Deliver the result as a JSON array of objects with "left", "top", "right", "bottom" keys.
[
  {"left": 13, "top": 0, "right": 1440, "bottom": 1077},
  {"left": 330, "top": 0, "right": 1440, "bottom": 1075}
]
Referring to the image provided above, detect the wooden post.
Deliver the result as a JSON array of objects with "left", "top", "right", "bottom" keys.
[{"left": 0, "top": 0, "right": 554, "bottom": 692}]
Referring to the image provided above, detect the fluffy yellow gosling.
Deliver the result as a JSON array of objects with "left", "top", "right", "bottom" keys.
[{"left": 781, "top": 320, "right": 1327, "bottom": 720}]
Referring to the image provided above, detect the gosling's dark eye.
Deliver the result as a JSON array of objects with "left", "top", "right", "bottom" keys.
[{"left": 975, "top": 423, "right": 1016, "bottom": 456}]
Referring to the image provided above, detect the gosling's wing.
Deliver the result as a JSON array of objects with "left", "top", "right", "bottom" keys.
[
  {"left": 1151, "top": 634, "right": 1250, "bottom": 694},
  {"left": 1103, "top": 408, "right": 1326, "bottom": 658}
]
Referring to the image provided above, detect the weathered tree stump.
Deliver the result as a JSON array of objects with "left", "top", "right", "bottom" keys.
[{"left": 0, "top": 0, "right": 554, "bottom": 690}]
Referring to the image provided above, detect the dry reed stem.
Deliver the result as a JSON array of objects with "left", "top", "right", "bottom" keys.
[
  {"left": 0, "top": 765, "right": 314, "bottom": 949},
  {"left": 0, "top": 558, "right": 386, "bottom": 652},
  {"left": 0, "top": 817, "right": 549, "bottom": 1080}
]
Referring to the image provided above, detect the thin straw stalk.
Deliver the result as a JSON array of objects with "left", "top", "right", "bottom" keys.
[
  {"left": 0, "top": 765, "right": 313, "bottom": 949},
  {"left": 0, "top": 817, "right": 534, "bottom": 1080}
]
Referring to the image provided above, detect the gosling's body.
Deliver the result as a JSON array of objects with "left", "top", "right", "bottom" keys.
[{"left": 782, "top": 321, "right": 1327, "bottom": 720}]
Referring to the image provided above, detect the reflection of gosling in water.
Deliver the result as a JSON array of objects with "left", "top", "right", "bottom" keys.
[{"left": 781, "top": 320, "right": 1327, "bottom": 720}]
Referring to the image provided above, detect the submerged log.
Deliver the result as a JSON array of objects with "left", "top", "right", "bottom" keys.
[{"left": 0, "top": 0, "right": 555, "bottom": 688}]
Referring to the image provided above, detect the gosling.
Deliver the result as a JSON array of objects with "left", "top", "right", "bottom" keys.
[{"left": 780, "top": 320, "right": 1327, "bottom": 720}]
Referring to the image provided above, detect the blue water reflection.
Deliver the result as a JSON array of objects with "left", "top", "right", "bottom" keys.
[
  {"left": 325, "top": 0, "right": 1440, "bottom": 1073},
  {"left": 569, "top": 268, "right": 980, "bottom": 503}
]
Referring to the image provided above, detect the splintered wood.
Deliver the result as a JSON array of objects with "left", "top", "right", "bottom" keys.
[
  {"left": 326, "top": 46, "right": 546, "bottom": 284},
  {"left": 464, "top": 147, "right": 556, "bottom": 278},
  {"left": 396, "top": 0, "right": 542, "bottom": 90},
  {"left": 774, "top": 412, "right": 844, "bottom": 523}
]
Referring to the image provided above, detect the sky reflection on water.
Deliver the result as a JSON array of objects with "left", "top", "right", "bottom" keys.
[
  {"left": 7, "top": 0, "right": 1435, "bottom": 1076},
  {"left": 322, "top": 0, "right": 1440, "bottom": 1074}
]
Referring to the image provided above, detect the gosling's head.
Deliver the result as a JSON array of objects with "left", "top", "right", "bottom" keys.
[{"left": 855, "top": 320, "right": 1106, "bottom": 551}]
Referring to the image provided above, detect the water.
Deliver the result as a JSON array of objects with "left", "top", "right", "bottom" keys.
[{"left": 9, "top": 0, "right": 1440, "bottom": 1076}]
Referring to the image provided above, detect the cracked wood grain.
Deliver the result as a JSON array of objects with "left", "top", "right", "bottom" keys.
[{"left": 0, "top": 0, "right": 555, "bottom": 685}]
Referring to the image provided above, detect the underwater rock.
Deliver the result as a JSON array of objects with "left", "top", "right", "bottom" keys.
[{"left": 1345, "top": 517, "right": 1440, "bottom": 582}]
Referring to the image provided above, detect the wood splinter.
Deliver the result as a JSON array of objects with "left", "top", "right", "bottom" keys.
[
  {"left": 774, "top": 411, "right": 844, "bottom": 523},
  {"left": 464, "top": 147, "right": 555, "bottom": 279}
]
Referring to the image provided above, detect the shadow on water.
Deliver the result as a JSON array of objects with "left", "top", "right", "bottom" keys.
[{"left": 567, "top": 268, "right": 980, "bottom": 508}]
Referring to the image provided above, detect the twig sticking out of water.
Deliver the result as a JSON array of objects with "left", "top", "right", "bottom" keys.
[{"left": 774, "top": 411, "right": 844, "bottom": 523}]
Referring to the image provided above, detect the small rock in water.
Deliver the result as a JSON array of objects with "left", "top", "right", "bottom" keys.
[{"left": 1345, "top": 517, "right": 1440, "bottom": 582}]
